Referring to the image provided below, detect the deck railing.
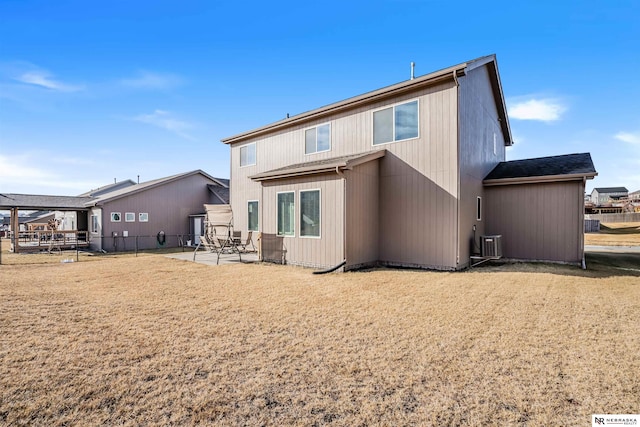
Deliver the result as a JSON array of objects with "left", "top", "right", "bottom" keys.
[{"left": 12, "top": 230, "right": 90, "bottom": 252}]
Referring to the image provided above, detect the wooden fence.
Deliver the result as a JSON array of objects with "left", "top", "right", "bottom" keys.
[{"left": 585, "top": 213, "right": 640, "bottom": 223}]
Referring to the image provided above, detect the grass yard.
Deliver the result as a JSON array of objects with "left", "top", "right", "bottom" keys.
[
  {"left": 1, "top": 255, "right": 639, "bottom": 426},
  {"left": 584, "top": 222, "right": 640, "bottom": 246}
]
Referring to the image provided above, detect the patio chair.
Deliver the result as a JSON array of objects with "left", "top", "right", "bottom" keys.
[
  {"left": 193, "top": 204, "right": 242, "bottom": 264},
  {"left": 236, "top": 230, "right": 257, "bottom": 253}
]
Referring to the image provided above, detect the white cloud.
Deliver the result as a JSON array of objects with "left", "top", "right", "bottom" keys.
[
  {"left": 0, "top": 154, "right": 103, "bottom": 195},
  {"left": 133, "top": 110, "right": 195, "bottom": 140},
  {"left": 508, "top": 98, "right": 566, "bottom": 121},
  {"left": 14, "top": 70, "right": 83, "bottom": 92},
  {"left": 120, "top": 71, "right": 182, "bottom": 89},
  {"left": 614, "top": 131, "right": 640, "bottom": 144},
  {"left": 0, "top": 154, "right": 53, "bottom": 180}
]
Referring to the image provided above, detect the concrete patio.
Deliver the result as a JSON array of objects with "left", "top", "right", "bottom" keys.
[{"left": 166, "top": 249, "right": 259, "bottom": 266}]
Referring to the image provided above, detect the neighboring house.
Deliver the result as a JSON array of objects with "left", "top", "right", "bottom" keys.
[
  {"left": 0, "top": 195, "right": 94, "bottom": 252},
  {"left": 86, "top": 170, "right": 229, "bottom": 252},
  {"left": 222, "top": 54, "right": 596, "bottom": 270},
  {"left": 24, "top": 210, "right": 82, "bottom": 231},
  {"left": 627, "top": 189, "right": 639, "bottom": 201},
  {"left": 590, "top": 187, "right": 628, "bottom": 204},
  {"left": 23, "top": 211, "right": 55, "bottom": 231},
  {"left": 1, "top": 170, "right": 228, "bottom": 253}
]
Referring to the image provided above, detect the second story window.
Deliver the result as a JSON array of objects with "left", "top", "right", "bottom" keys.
[
  {"left": 240, "top": 142, "right": 256, "bottom": 167},
  {"left": 305, "top": 124, "right": 331, "bottom": 154},
  {"left": 373, "top": 100, "right": 419, "bottom": 145}
]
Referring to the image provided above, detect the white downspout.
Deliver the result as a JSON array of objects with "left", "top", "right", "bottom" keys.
[{"left": 337, "top": 165, "right": 347, "bottom": 270}]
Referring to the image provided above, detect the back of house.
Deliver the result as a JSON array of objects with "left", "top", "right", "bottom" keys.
[{"left": 223, "top": 55, "right": 515, "bottom": 270}]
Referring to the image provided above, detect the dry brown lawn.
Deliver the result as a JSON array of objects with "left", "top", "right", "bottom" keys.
[
  {"left": 584, "top": 222, "right": 640, "bottom": 246},
  {"left": 1, "top": 255, "right": 639, "bottom": 426},
  {"left": 0, "top": 237, "right": 185, "bottom": 266}
]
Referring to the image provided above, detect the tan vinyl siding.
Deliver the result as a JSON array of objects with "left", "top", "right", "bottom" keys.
[
  {"left": 261, "top": 174, "right": 344, "bottom": 269},
  {"left": 230, "top": 80, "right": 460, "bottom": 269},
  {"left": 484, "top": 181, "right": 584, "bottom": 264},
  {"left": 458, "top": 65, "right": 506, "bottom": 267},
  {"left": 379, "top": 157, "right": 458, "bottom": 269},
  {"left": 345, "top": 160, "right": 379, "bottom": 269}
]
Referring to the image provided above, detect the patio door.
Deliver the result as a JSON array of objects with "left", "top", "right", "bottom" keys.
[{"left": 194, "top": 217, "right": 202, "bottom": 245}]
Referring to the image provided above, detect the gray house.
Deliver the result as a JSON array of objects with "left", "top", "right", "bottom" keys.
[
  {"left": 87, "top": 170, "right": 229, "bottom": 252},
  {"left": 590, "top": 187, "right": 628, "bottom": 204},
  {"left": 222, "top": 55, "right": 596, "bottom": 270}
]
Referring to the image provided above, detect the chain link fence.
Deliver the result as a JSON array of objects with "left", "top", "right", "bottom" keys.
[{"left": 0, "top": 233, "right": 199, "bottom": 266}]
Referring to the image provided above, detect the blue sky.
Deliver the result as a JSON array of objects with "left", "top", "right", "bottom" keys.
[{"left": 1, "top": 0, "right": 638, "bottom": 196}]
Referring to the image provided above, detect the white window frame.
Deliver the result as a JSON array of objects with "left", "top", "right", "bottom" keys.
[
  {"left": 372, "top": 98, "right": 420, "bottom": 146},
  {"left": 299, "top": 189, "right": 321, "bottom": 239},
  {"left": 139, "top": 212, "right": 149, "bottom": 222},
  {"left": 125, "top": 212, "right": 135, "bottom": 222},
  {"left": 247, "top": 200, "right": 259, "bottom": 232},
  {"left": 240, "top": 142, "right": 256, "bottom": 167},
  {"left": 477, "top": 196, "right": 482, "bottom": 221},
  {"left": 276, "top": 191, "right": 295, "bottom": 237},
  {"left": 110, "top": 212, "right": 121, "bottom": 222},
  {"left": 493, "top": 132, "right": 497, "bottom": 156},
  {"left": 304, "top": 123, "right": 331, "bottom": 155}
]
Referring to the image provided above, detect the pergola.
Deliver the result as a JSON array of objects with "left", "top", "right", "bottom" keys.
[{"left": 0, "top": 194, "right": 93, "bottom": 253}]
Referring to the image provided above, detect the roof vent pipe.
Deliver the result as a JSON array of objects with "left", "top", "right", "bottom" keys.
[
  {"left": 410, "top": 62, "right": 415, "bottom": 80},
  {"left": 114, "top": 178, "right": 116, "bottom": 184},
  {"left": 137, "top": 175, "right": 140, "bottom": 184}
]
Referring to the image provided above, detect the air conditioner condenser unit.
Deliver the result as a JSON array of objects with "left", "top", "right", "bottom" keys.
[{"left": 480, "top": 235, "right": 502, "bottom": 258}]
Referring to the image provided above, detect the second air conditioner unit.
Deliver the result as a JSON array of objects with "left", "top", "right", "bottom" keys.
[{"left": 480, "top": 235, "right": 502, "bottom": 258}]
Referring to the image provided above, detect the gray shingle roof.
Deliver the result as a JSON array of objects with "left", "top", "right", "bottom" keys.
[
  {"left": 250, "top": 151, "right": 386, "bottom": 181},
  {"left": 208, "top": 184, "right": 230, "bottom": 204},
  {"left": 484, "top": 153, "right": 596, "bottom": 181},
  {"left": 593, "top": 187, "right": 628, "bottom": 193},
  {"left": 0, "top": 194, "right": 94, "bottom": 210},
  {"left": 77, "top": 180, "right": 136, "bottom": 197}
]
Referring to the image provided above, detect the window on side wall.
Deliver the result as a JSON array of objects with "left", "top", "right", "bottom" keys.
[
  {"left": 305, "top": 123, "right": 331, "bottom": 154},
  {"left": 300, "top": 189, "right": 320, "bottom": 238},
  {"left": 277, "top": 192, "right": 295, "bottom": 236},
  {"left": 493, "top": 132, "right": 497, "bottom": 156},
  {"left": 248, "top": 201, "right": 259, "bottom": 232},
  {"left": 110, "top": 212, "right": 121, "bottom": 222},
  {"left": 373, "top": 99, "right": 419, "bottom": 145},
  {"left": 125, "top": 212, "right": 135, "bottom": 222},
  {"left": 139, "top": 213, "right": 149, "bottom": 222},
  {"left": 240, "top": 143, "right": 256, "bottom": 167},
  {"left": 91, "top": 215, "right": 99, "bottom": 233}
]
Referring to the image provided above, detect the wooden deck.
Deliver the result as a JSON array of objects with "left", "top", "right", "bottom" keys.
[{"left": 11, "top": 231, "right": 90, "bottom": 252}]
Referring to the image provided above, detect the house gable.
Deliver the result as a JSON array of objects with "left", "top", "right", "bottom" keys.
[{"left": 223, "top": 55, "right": 511, "bottom": 147}]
